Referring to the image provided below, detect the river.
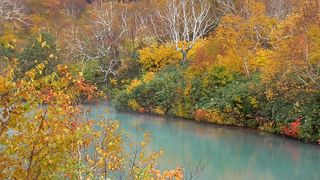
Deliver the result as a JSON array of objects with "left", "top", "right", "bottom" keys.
[{"left": 89, "top": 104, "right": 320, "bottom": 180}]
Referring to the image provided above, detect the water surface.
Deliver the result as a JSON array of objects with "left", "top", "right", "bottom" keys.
[{"left": 89, "top": 104, "right": 320, "bottom": 180}]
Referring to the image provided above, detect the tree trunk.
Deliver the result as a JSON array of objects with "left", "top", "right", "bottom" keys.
[
  {"left": 243, "top": 58, "right": 250, "bottom": 77},
  {"left": 181, "top": 50, "right": 188, "bottom": 64}
]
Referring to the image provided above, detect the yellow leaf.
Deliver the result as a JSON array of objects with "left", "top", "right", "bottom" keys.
[
  {"left": 37, "top": 34, "right": 42, "bottom": 43},
  {"left": 41, "top": 41, "right": 47, "bottom": 48}
]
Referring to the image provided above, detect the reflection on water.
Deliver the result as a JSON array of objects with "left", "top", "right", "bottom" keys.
[{"left": 89, "top": 104, "right": 320, "bottom": 180}]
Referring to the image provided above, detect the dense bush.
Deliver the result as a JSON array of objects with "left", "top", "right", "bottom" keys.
[
  {"left": 114, "top": 64, "right": 320, "bottom": 142},
  {"left": 17, "top": 32, "right": 59, "bottom": 76},
  {"left": 114, "top": 65, "right": 186, "bottom": 115}
]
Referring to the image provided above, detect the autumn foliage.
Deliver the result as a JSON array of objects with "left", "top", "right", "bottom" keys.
[
  {"left": 281, "top": 119, "right": 302, "bottom": 139},
  {"left": 113, "top": 0, "right": 320, "bottom": 143},
  {"left": 0, "top": 63, "right": 185, "bottom": 179},
  {"left": 0, "top": 40, "right": 183, "bottom": 179}
]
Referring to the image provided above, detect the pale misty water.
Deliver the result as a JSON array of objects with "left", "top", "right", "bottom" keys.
[{"left": 88, "top": 104, "right": 320, "bottom": 180}]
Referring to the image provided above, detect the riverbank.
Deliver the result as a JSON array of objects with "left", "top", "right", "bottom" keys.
[
  {"left": 124, "top": 107, "right": 320, "bottom": 145},
  {"left": 114, "top": 104, "right": 320, "bottom": 145}
]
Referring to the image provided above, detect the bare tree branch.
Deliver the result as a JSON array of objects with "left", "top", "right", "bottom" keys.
[
  {"left": 265, "top": 0, "right": 292, "bottom": 19},
  {"left": 152, "top": 0, "right": 217, "bottom": 63},
  {"left": 0, "top": 0, "right": 27, "bottom": 29},
  {"left": 65, "top": 1, "right": 128, "bottom": 84}
]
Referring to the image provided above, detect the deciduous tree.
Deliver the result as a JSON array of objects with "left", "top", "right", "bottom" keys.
[
  {"left": 152, "top": 0, "right": 216, "bottom": 63},
  {"left": 66, "top": 1, "right": 127, "bottom": 84},
  {"left": 0, "top": 0, "right": 27, "bottom": 31}
]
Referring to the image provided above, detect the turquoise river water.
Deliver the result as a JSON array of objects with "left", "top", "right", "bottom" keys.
[{"left": 88, "top": 104, "right": 320, "bottom": 180}]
